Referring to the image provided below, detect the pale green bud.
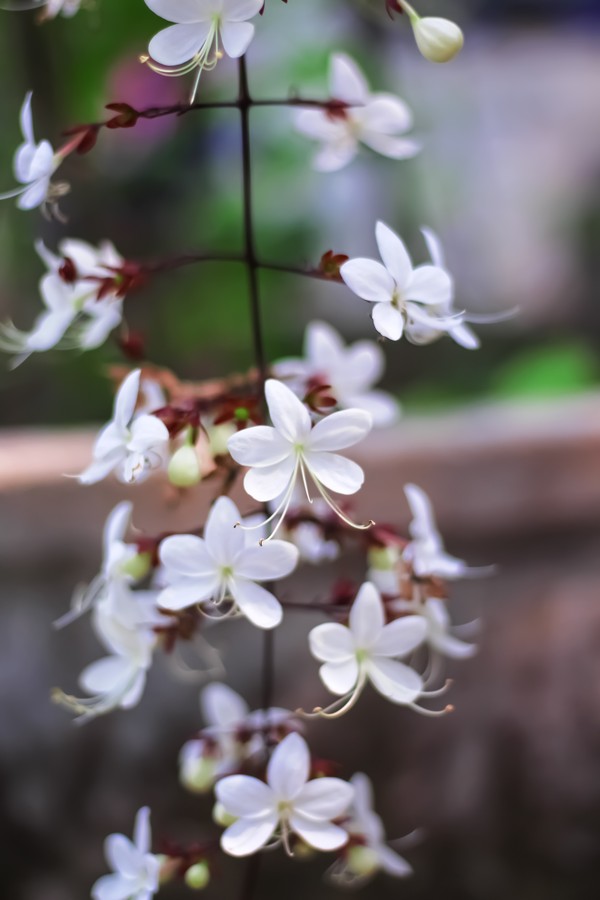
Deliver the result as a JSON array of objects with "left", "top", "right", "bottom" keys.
[
  {"left": 180, "top": 757, "right": 217, "bottom": 793},
  {"left": 185, "top": 861, "right": 211, "bottom": 890},
  {"left": 368, "top": 546, "right": 399, "bottom": 571},
  {"left": 120, "top": 552, "right": 152, "bottom": 581},
  {"left": 168, "top": 445, "right": 202, "bottom": 488},
  {"left": 208, "top": 423, "right": 235, "bottom": 458},
  {"left": 212, "top": 801, "right": 237, "bottom": 828},
  {"left": 346, "top": 845, "right": 380, "bottom": 877}
]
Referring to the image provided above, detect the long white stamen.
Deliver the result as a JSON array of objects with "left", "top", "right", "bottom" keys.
[
  {"left": 311, "top": 475, "right": 374, "bottom": 531},
  {"left": 298, "top": 670, "right": 367, "bottom": 720}
]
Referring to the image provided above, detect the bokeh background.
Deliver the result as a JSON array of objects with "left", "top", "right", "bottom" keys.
[{"left": 1, "top": 0, "right": 600, "bottom": 898}]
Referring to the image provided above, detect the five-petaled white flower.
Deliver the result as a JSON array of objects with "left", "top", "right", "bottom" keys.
[
  {"left": 227, "top": 379, "right": 373, "bottom": 536},
  {"left": 340, "top": 221, "right": 456, "bottom": 342},
  {"left": 0, "top": 238, "right": 124, "bottom": 366},
  {"left": 308, "top": 581, "right": 427, "bottom": 716},
  {"left": 92, "top": 807, "right": 161, "bottom": 900},
  {"left": 273, "top": 320, "right": 399, "bottom": 427},
  {"left": 180, "top": 681, "right": 298, "bottom": 792},
  {"left": 78, "top": 369, "right": 170, "bottom": 485},
  {"left": 215, "top": 731, "right": 354, "bottom": 857},
  {"left": 294, "top": 53, "right": 420, "bottom": 172},
  {"left": 158, "top": 495, "right": 299, "bottom": 629},
  {"left": 0, "top": 92, "right": 65, "bottom": 213},
  {"left": 330, "top": 772, "right": 412, "bottom": 886},
  {"left": 144, "top": 0, "right": 263, "bottom": 101},
  {"left": 403, "top": 483, "right": 473, "bottom": 579}
]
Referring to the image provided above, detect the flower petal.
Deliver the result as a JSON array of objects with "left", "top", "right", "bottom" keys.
[
  {"left": 145, "top": 0, "right": 213, "bottom": 23},
  {"left": 329, "top": 53, "right": 369, "bottom": 105},
  {"left": 215, "top": 775, "right": 276, "bottom": 818},
  {"left": 294, "top": 778, "right": 355, "bottom": 821},
  {"left": 373, "top": 616, "right": 427, "bottom": 657},
  {"left": 420, "top": 226, "right": 446, "bottom": 269},
  {"left": 349, "top": 582, "right": 384, "bottom": 648},
  {"left": 366, "top": 658, "right": 422, "bottom": 705},
  {"left": 201, "top": 682, "right": 248, "bottom": 727},
  {"left": 79, "top": 655, "right": 132, "bottom": 695},
  {"left": 361, "top": 132, "right": 421, "bottom": 160},
  {"left": 128, "top": 414, "right": 169, "bottom": 451},
  {"left": 204, "top": 496, "right": 245, "bottom": 565},
  {"left": 159, "top": 534, "right": 215, "bottom": 578},
  {"left": 309, "top": 623, "right": 354, "bottom": 663},
  {"left": 91, "top": 873, "right": 138, "bottom": 900},
  {"left": 148, "top": 22, "right": 212, "bottom": 66},
  {"left": 235, "top": 540, "right": 299, "bottom": 581},
  {"left": 220, "top": 814, "right": 278, "bottom": 857},
  {"left": 405, "top": 265, "right": 452, "bottom": 305},
  {"left": 229, "top": 579, "right": 283, "bottom": 630},
  {"left": 243, "top": 455, "right": 296, "bottom": 502},
  {"left": 304, "top": 451, "right": 364, "bottom": 496},
  {"left": 378, "top": 844, "right": 413, "bottom": 877},
  {"left": 309, "top": 408, "right": 372, "bottom": 452},
  {"left": 105, "top": 835, "right": 141, "bottom": 879},
  {"left": 113, "top": 370, "right": 140, "bottom": 431},
  {"left": 372, "top": 302, "right": 404, "bottom": 341},
  {"left": 227, "top": 425, "right": 291, "bottom": 468},
  {"left": 222, "top": 0, "right": 263, "bottom": 19},
  {"left": 347, "top": 390, "right": 399, "bottom": 427},
  {"left": 359, "top": 94, "right": 413, "bottom": 135},
  {"left": 219, "top": 20, "right": 255, "bottom": 57},
  {"left": 289, "top": 814, "right": 349, "bottom": 851},
  {"left": 375, "top": 221, "right": 412, "bottom": 288},
  {"left": 19, "top": 91, "right": 34, "bottom": 144},
  {"left": 319, "top": 658, "right": 359, "bottom": 695},
  {"left": 134, "top": 806, "right": 151, "bottom": 854},
  {"left": 265, "top": 379, "right": 311, "bottom": 443},
  {"left": 313, "top": 139, "right": 358, "bottom": 172},
  {"left": 340, "top": 258, "right": 395, "bottom": 303},
  {"left": 267, "top": 732, "right": 309, "bottom": 801},
  {"left": 158, "top": 575, "right": 221, "bottom": 610}
]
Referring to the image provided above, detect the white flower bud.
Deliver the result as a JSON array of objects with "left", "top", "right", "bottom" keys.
[
  {"left": 185, "top": 861, "right": 210, "bottom": 890},
  {"left": 412, "top": 16, "right": 464, "bottom": 63},
  {"left": 168, "top": 445, "right": 202, "bottom": 488},
  {"left": 346, "top": 845, "right": 380, "bottom": 877},
  {"left": 208, "top": 423, "right": 236, "bottom": 457},
  {"left": 180, "top": 756, "right": 217, "bottom": 793}
]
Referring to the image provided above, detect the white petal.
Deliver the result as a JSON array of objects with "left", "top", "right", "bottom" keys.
[
  {"left": 105, "top": 835, "right": 141, "bottom": 879},
  {"left": 304, "top": 451, "right": 364, "bottom": 496},
  {"left": 230, "top": 579, "right": 283, "bottom": 630},
  {"left": 359, "top": 94, "right": 413, "bottom": 135},
  {"left": 361, "top": 132, "right": 421, "bottom": 160},
  {"left": 319, "top": 658, "right": 359, "bottom": 695},
  {"left": 227, "top": 426, "right": 291, "bottom": 468},
  {"left": 19, "top": 91, "right": 35, "bottom": 145},
  {"left": 293, "top": 109, "right": 343, "bottom": 142},
  {"left": 219, "top": 20, "right": 255, "bottom": 57},
  {"left": 235, "top": 540, "right": 299, "bottom": 581},
  {"left": 91, "top": 873, "right": 137, "bottom": 900},
  {"left": 158, "top": 575, "right": 221, "bottom": 610},
  {"left": 26, "top": 310, "right": 73, "bottom": 350},
  {"left": 313, "top": 139, "right": 357, "bottom": 173},
  {"left": 373, "top": 616, "right": 427, "bottom": 657},
  {"left": 309, "top": 409, "right": 372, "bottom": 452},
  {"left": 329, "top": 53, "right": 369, "bottom": 104},
  {"left": 375, "top": 221, "right": 412, "bottom": 288},
  {"left": 17, "top": 177, "right": 51, "bottom": 210},
  {"left": 294, "top": 778, "right": 355, "bottom": 821},
  {"left": 289, "top": 814, "right": 349, "bottom": 851},
  {"left": 113, "top": 370, "right": 140, "bottom": 430},
  {"left": 372, "top": 302, "right": 404, "bottom": 341},
  {"left": 305, "top": 320, "right": 344, "bottom": 368},
  {"left": 93, "top": 422, "right": 127, "bottom": 461},
  {"left": 406, "top": 265, "right": 452, "bottom": 305},
  {"left": 204, "top": 496, "right": 245, "bottom": 565},
  {"left": 201, "top": 682, "right": 248, "bottom": 727},
  {"left": 349, "top": 582, "right": 384, "bottom": 648},
  {"left": 103, "top": 501, "right": 132, "bottom": 560},
  {"left": 420, "top": 226, "right": 446, "bottom": 269},
  {"left": 340, "top": 339, "right": 385, "bottom": 390},
  {"left": 78, "top": 455, "right": 122, "bottom": 486},
  {"left": 347, "top": 390, "right": 399, "bottom": 427},
  {"left": 378, "top": 845, "right": 413, "bottom": 877},
  {"left": 404, "top": 483, "right": 439, "bottom": 544},
  {"left": 450, "top": 322, "right": 480, "bottom": 350},
  {"left": 145, "top": 0, "right": 213, "bottom": 23},
  {"left": 431, "top": 630, "right": 477, "bottom": 659},
  {"left": 128, "top": 415, "right": 169, "bottom": 451},
  {"left": 308, "top": 623, "right": 354, "bottom": 663},
  {"left": 148, "top": 22, "right": 212, "bottom": 66},
  {"left": 216, "top": 775, "right": 276, "bottom": 818},
  {"left": 267, "top": 732, "right": 309, "bottom": 801},
  {"left": 220, "top": 814, "right": 278, "bottom": 857},
  {"left": 134, "top": 806, "right": 151, "bottom": 854},
  {"left": 223, "top": 0, "right": 263, "bottom": 18},
  {"left": 265, "top": 379, "right": 311, "bottom": 443},
  {"left": 340, "top": 259, "right": 395, "bottom": 303},
  {"left": 159, "top": 534, "right": 215, "bottom": 577},
  {"left": 243, "top": 455, "right": 296, "bottom": 502},
  {"left": 79, "top": 655, "right": 132, "bottom": 694},
  {"left": 366, "top": 658, "right": 422, "bottom": 705}
]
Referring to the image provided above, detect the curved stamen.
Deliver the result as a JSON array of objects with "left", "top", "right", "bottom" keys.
[
  {"left": 407, "top": 702, "right": 454, "bottom": 717},
  {"left": 297, "top": 671, "right": 367, "bottom": 720},
  {"left": 311, "top": 475, "right": 374, "bottom": 531},
  {"left": 235, "top": 459, "right": 300, "bottom": 544},
  {"left": 299, "top": 460, "right": 313, "bottom": 503},
  {"left": 280, "top": 820, "right": 294, "bottom": 858}
]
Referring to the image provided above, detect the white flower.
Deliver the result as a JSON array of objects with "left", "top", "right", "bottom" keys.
[
  {"left": 341, "top": 221, "right": 458, "bottom": 342},
  {"left": 215, "top": 732, "right": 354, "bottom": 857},
  {"left": 158, "top": 495, "right": 299, "bottom": 629},
  {"left": 0, "top": 92, "right": 64, "bottom": 212},
  {"left": 53, "top": 585, "right": 167, "bottom": 721},
  {"left": 144, "top": 0, "right": 263, "bottom": 100},
  {"left": 294, "top": 53, "right": 419, "bottom": 172},
  {"left": 78, "top": 369, "right": 170, "bottom": 485},
  {"left": 180, "top": 682, "right": 298, "bottom": 792},
  {"left": 403, "top": 483, "right": 473, "bottom": 580},
  {"left": 308, "top": 581, "right": 427, "bottom": 716},
  {"left": 0, "top": 238, "right": 125, "bottom": 366},
  {"left": 398, "top": 2, "right": 464, "bottom": 64},
  {"left": 331, "top": 773, "right": 412, "bottom": 885},
  {"left": 91, "top": 807, "right": 160, "bottom": 900},
  {"left": 273, "top": 320, "right": 399, "bottom": 427},
  {"left": 227, "top": 379, "right": 373, "bottom": 536}
]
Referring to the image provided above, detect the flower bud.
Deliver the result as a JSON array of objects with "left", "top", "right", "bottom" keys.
[
  {"left": 368, "top": 546, "right": 399, "bottom": 572},
  {"left": 208, "top": 423, "right": 236, "bottom": 458},
  {"left": 212, "top": 801, "right": 238, "bottom": 828},
  {"left": 180, "top": 755, "right": 217, "bottom": 793},
  {"left": 168, "top": 445, "right": 202, "bottom": 488},
  {"left": 120, "top": 551, "right": 152, "bottom": 582},
  {"left": 411, "top": 16, "right": 464, "bottom": 63},
  {"left": 185, "top": 861, "right": 210, "bottom": 890},
  {"left": 346, "top": 845, "right": 380, "bottom": 877}
]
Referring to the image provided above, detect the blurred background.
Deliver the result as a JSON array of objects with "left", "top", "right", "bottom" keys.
[{"left": 1, "top": 0, "right": 600, "bottom": 897}]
